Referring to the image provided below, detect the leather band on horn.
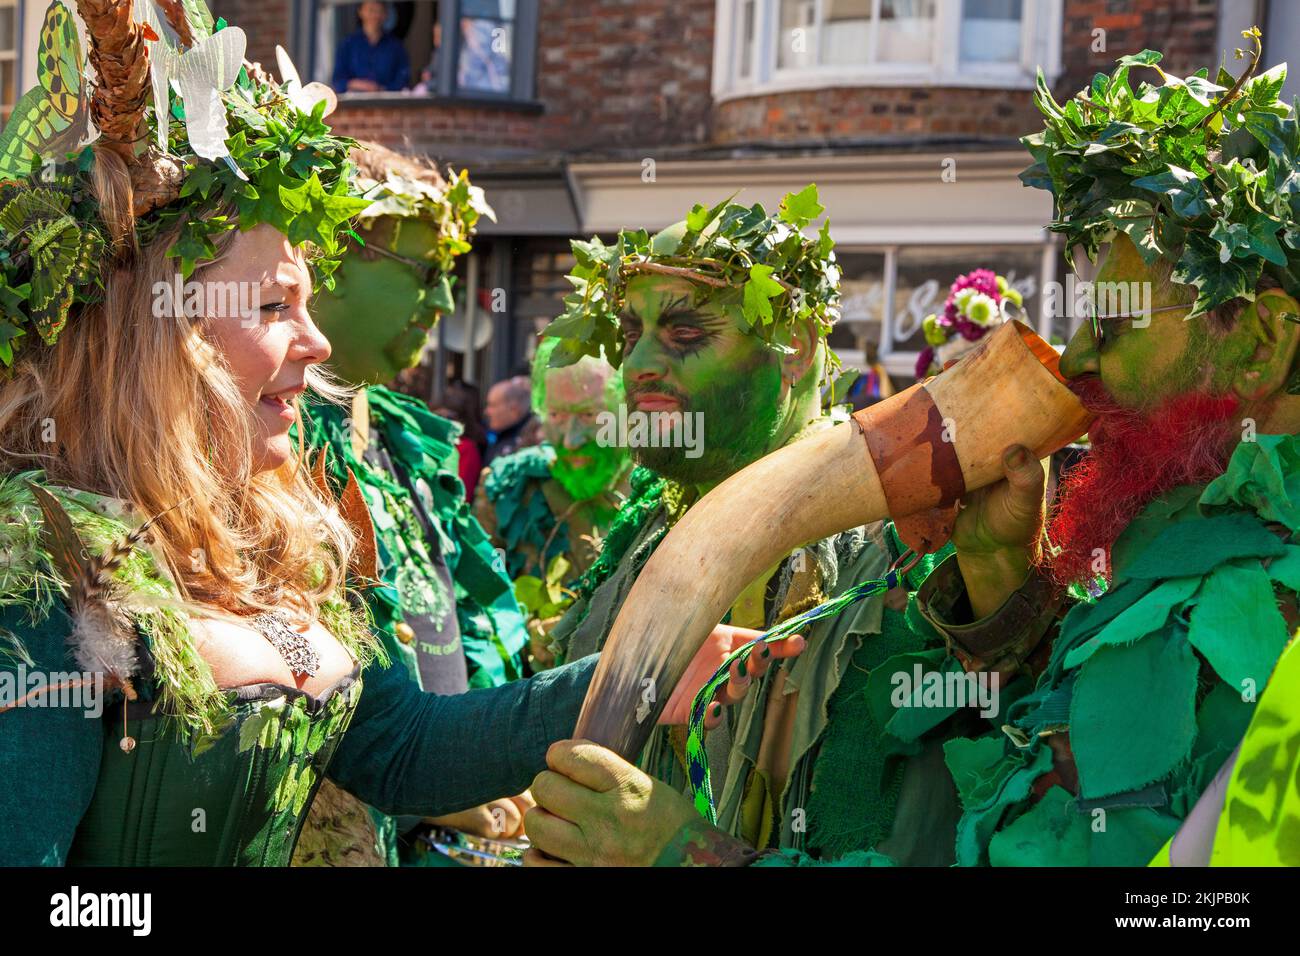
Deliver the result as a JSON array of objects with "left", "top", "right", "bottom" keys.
[{"left": 852, "top": 384, "right": 965, "bottom": 554}]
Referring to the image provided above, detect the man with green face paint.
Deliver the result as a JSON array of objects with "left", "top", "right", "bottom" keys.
[
  {"left": 295, "top": 144, "right": 534, "bottom": 866},
  {"left": 525, "top": 187, "right": 973, "bottom": 866},
  {"left": 525, "top": 38, "right": 1300, "bottom": 869},
  {"left": 475, "top": 339, "right": 632, "bottom": 669},
  {"left": 908, "top": 35, "right": 1300, "bottom": 867}
]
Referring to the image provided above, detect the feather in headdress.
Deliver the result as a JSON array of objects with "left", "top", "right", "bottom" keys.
[{"left": 27, "top": 482, "right": 175, "bottom": 699}]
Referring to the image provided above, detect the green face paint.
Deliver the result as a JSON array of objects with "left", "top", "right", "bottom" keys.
[
  {"left": 1059, "top": 236, "right": 1294, "bottom": 411},
  {"left": 552, "top": 440, "right": 626, "bottom": 501},
  {"left": 1060, "top": 236, "right": 1207, "bottom": 409},
  {"left": 619, "top": 274, "right": 787, "bottom": 485},
  {"left": 541, "top": 356, "right": 629, "bottom": 501},
  {"left": 312, "top": 217, "right": 447, "bottom": 386}
]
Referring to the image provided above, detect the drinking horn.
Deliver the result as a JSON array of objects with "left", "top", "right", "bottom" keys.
[{"left": 573, "top": 320, "right": 1093, "bottom": 759}]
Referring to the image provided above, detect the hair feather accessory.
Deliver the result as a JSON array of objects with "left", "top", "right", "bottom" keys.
[{"left": 27, "top": 481, "right": 178, "bottom": 699}]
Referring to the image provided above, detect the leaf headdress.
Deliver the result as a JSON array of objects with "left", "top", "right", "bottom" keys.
[
  {"left": 542, "top": 184, "right": 842, "bottom": 373},
  {"left": 0, "top": 0, "right": 371, "bottom": 368},
  {"left": 1022, "top": 28, "right": 1300, "bottom": 318}
]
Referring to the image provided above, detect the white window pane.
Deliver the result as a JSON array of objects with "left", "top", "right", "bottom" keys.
[
  {"left": 961, "top": 0, "right": 1023, "bottom": 64},
  {"left": 820, "top": 0, "right": 873, "bottom": 67},
  {"left": 739, "top": 0, "right": 756, "bottom": 77},
  {"left": 777, "top": 0, "right": 817, "bottom": 70},
  {"left": 458, "top": 18, "right": 513, "bottom": 93},
  {"left": 875, "top": 0, "right": 935, "bottom": 64}
]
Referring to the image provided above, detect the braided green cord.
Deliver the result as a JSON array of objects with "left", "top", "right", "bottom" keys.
[{"left": 684, "top": 563, "right": 909, "bottom": 823}]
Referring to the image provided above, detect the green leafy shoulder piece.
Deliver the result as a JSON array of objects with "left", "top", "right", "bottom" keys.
[
  {"left": 954, "top": 433, "right": 1300, "bottom": 866},
  {"left": 0, "top": 471, "right": 372, "bottom": 744},
  {"left": 543, "top": 184, "right": 841, "bottom": 371},
  {"left": 0, "top": 471, "right": 230, "bottom": 738},
  {"left": 1021, "top": 29, "right": 1300, "bottom": 316},
  {"left": 483, "top": 441, "right": 556, "bottom": 539},
  {"left": 572, "top": 466, "right": 675, "bottom": 600}
]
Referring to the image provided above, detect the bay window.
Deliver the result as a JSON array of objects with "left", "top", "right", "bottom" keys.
[{"left": 714, "top": 0, "right": 1062, "bottom": 99}]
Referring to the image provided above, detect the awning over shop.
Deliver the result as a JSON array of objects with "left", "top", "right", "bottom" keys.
[{"left": 567, "top": 150, "right": 1053, "bottom": 244}]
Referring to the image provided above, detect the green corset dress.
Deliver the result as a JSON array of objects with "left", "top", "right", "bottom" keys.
[{"left": 67, "top": 670, "right": 364, "bottom": 867}]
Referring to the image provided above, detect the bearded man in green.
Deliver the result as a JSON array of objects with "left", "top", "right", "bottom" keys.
[
  {"left": 528, "top": 187, "right": 985, "bottom": 865},
  {"left": 923, "top": 36, "right": 1300, "bottom": 868},
  {"left": 294, "top": 144, "right": 533, "bottom": 865},
  {"left": 527, "top": 36, "right": 1300, "bottom": 868},
  {"left": 476, "top": 339, "right": 632, "bottom": 669}
]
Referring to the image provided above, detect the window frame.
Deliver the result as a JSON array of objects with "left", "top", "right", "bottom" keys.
[
  {"left": 835, "top": 239, "right": 1063, "bottom": 379},
  {"left": 299, "top": 0, "right": 538, "bottom": 104},
  {"left": 712, "top": 0, "right": 1062, "bottom": 102},
  {"left": 0, "top": 0, "right": 20, "bottom": 125}
]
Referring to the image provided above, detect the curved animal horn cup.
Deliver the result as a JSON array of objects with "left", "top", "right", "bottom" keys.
[{"left": 573, "top": 320, "right": 1093, "bottom": 759}]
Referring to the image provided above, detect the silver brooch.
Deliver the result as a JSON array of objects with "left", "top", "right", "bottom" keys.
[{"left": 250, "top": 611, "right": 321, "bottom": 678}]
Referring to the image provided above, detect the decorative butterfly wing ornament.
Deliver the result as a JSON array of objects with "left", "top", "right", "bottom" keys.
[
  {"left": 0, "top": 1, "right": 92, "bottom": 181},
  {"left": 139, "top": 0, "right": 247, "bottom": 178},
  {"left": 275, "top": 45, "right": 338, "bottom": 119},
  {"left": 0, "top": 179, "right": 103, "bottom": 348}
]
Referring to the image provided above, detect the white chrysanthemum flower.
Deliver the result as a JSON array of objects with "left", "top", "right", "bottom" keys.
[
  {"left": 923, "top": 313, "right": 946, "bottom": 346},
  {"left": 964, "top": 292, "right": 999, "bottom": 325},
  {"left": 953, "top": 287, "right": 978, "bottom": 311}
]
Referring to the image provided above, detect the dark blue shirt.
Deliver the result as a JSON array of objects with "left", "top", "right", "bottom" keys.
[{"left": 333, "top": 31, "right": 411, "bottom": 92}]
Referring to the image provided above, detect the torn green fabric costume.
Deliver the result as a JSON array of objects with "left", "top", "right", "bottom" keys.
[
  {"left": 298, "top": 386, "right": 529, "bottom": 866},
  {"left": 936, "top": 434, "right": 1300, "bottom": 867},
  {"left": 479, "top": 444, "right": 570, "bottom": 579},
  {"left": 0, "top": 477, "right": 596, "bottom": 866},
  {"left": 553, "top": 464, "right": 965, "bottom": 864}
]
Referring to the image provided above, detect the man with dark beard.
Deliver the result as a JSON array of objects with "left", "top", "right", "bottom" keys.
[{"left": 531, "top": 190, "right": 967, "bottom": 866}]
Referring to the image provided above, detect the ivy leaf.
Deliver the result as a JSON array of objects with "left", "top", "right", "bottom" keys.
[
  {"left": 1131, "top": 166, "right": 1211, "bottom": 218},
  {"left": 1116, "top": 50, "right": 1163, "bottom": 68},
  {"left": 742, "top": 263, "right": 784, "bottom": 327},
  {"left": 167, "top": 224, "right": 219, "bottom": 279},
  {"left": 0, "top": 282, "right": 30, "bottom": 321},
  {"left": 426, "top": 274, "right": 455, "bottom": 314},
  {"left": 779, "top": 184, "right": 824, "bottom": 227},
  {"left": 0, "top": 320, "right": 24, "bottom": 366},
  {"left": 278, "top": 172, "right": 371, "bottom": 253},
  {"left": 1173, "top": 232, "right": 1263, "bottom": 316}
]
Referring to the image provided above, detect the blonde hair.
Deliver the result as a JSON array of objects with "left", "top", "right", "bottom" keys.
[{"left": 0, "top": 148, "right": 356, "bottom": 624}]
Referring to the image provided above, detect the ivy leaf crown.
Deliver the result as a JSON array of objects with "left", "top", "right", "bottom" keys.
[
  {"left": 543, "top": 183, "right": 842, "bottom": 374},
  {"left": 1022, "top": 27, "right": 1300, "bottom": 318}
]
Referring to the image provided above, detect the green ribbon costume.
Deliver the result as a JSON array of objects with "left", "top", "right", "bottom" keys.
[
  {"left": 301, "top": 386, "right": 527, "bottom": 690},
  {"left": 941, "top": 434, "right": 1300, "bottom": 866}
]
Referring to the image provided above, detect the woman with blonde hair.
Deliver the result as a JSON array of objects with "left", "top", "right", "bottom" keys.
[{"left": 0, "top": 0, "right": 767, "bottom": 866}]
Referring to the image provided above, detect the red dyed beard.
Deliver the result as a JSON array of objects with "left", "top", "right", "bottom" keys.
[{"left": 1046, "top": 377, "right": 1242, "bottom": 589}]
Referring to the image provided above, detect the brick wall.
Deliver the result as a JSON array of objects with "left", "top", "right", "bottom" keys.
[
  {"left": 211, "top": 0, "right": 292, "bottom": 69},
  {"left": 211, "top": 0, "right": 1221, "bottom": 155},
  {"left": 214, "top": 0, "right": 716, "bottom": 157}
]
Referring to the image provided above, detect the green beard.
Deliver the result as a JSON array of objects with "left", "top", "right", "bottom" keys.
[
  {"left": 551, "top": 441, "right": 627, "bottom": 502},
  {"left": 631, "top": 355, "right": 785, "bottom": 485}
]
